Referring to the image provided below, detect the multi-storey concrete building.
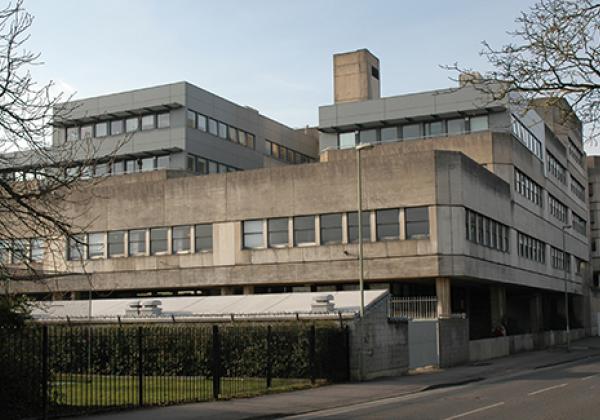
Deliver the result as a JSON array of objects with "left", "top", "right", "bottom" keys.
[{"left": 6, "top": 50, "right": 595, "bottom": 338}]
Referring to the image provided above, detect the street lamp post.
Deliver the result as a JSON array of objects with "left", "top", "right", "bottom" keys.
[
  {"left": 356, "top": 142, "right": 374, "bottom": 317},
  {"left": 562, "top": 224, "right": 572, "bottom": 352}
]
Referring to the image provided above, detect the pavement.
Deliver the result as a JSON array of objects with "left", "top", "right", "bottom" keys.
[{"left": 77, "top": 336, "right": 600, "bottom": 420}]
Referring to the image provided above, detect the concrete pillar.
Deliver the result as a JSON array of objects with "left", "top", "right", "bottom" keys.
[
  {"left": 436, "top": 277, "right": 451, "bottom": 318},
  {"left": 490, "top": 286, "right": 507, "bottom": 329},
  {"left": 243, "top": 285, "right": 254, "bottom": 295},
  {"left": 529, "top": 292, "right": 543, "bottom": 333}
]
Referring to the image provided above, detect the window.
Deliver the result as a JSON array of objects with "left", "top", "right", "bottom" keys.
[
  {"left": 95, "top": 122, "right": 108, "bottom": 137},
  {"left": 569, "top": 138, "right": 584, "bottom": 167},
  {"left": 156, "top": 155, "right": 169, "bottom": 169},
  {"left": 551, "top": 247, "right": 570, "bottom": 271},
  {"left": 128, "top": 229, "right": 146, "bottom": 256},
  {"left": 196, "top": 158, "right": 207, "bottom": 174},
  {"left": 514, "top": 168, "right": 542, "bottom": 206},
  {"left": 141, "top": 115, "right": 155, "bottom": 130},
  {"left": 425, "top": 121, "right": 445, "bottom": 137},
  {"left": 517, "top": 232, "right": 545, "bottom": 263},
  {"left": 320, "top": 213, "right": 342, "bottom": 245},
  {"left": 548, "top": 194, "right": 567, "bottom": 223},
  {"left": 229, "top": 127, "right": 238, "bottom": 143},
  {"left": 271, "top": 143, "right": 280, "bottom": 159},
  {"left": 268, "top": 218, "right": 289, "bottom": 247},
  {"left": 30, "top": 239, "right": 44, "bottom": 262},
  {"left": 126, "top": 159, "right": 139, "bottom": 173},
  {"left": 247, "top": 133, "right": 255, "bottom": 149},
  {"left": 371, "top": 66, "right": 379, "bottom": 79},
  {"left": 547, "top": 152, "right": 566, "bottom": 184},
  {"left": 573, "top": 212, "right": 586, "bottom": 235},
  {"left": 195, "top": 224, "right": 212, "bottom": 252},
  {"left": 511, "top": 115, "right": 542, "bottom": 159},
  {"left": 172, "top": 225, "right": 191, "bottom": 253},
  {"left": 0, "top": 240, "right": 8, "bottom": 263},
  {"left": 469, "top": 115, "right": 488, "bottom": 132},
  {"left": 197, "top": 114, "right": 207, "bottom": 131},
  {"left": 218, "top": 121, "right": 228, "bottom": 139},
  {"left": 402, "top": 124, "right": 420, "bottom": 139},
  {"left": 157, "top": 112, "right": 170, "bottom": 128},
  {"left": 376, "top": 209, "right": 400, "bottom": 240},
  {"left": 405, "top": 207, "right": 429, "bottom": 239},
  {"left": 218, "top": 163, "right": 227, "bottom": 173},
  {"left": 140, "top": 157, "right": 155, "bottom": 172},
  {"left": 294, "top": 216, "right": 315, "bottom": 245},
  {"left": 208, "top": 161, "right": 218, "bottom": 174},
  {"left": 465, "top": 208, "right": 509, "bottom": 253},
  {"left": 238, "top": 130, "right": 247, "bottom": 146},
  {"left": 150, "top": 228, "right": 168, "bottom": 255},
  {"left": 66, "top": 126, "right": 79, "bottom": 141},
  {"left": 359, "top": 129, "right": 377, "bottom": 144},
  {"left": 348, "top": 211, "right": 371, "bottom": 243},
  {"left": 380, "top": 127, "right": 398, "bottom": 142},
  {"left": 447, "top": 118, "right": 467, "bottom": 135},
  {"left": 571, "top": 177, "right": 585, "bottom": 201},
  {"left": 243, "top": 220, "right": 264, "bottom": 249},
  {"left": 111, "top": 120, "right": 124, "bottom": 136},
  {"left": 80, "top": 125, "right": 93, "bottom": 139},
  {"left": 186, "top": 110, "right": 196, "bottom": 128},
  {"left": 208, "top": 118, "right": 218, "bottom": 136},
  {"left": 12, "top": 239, "right": 28, "bottom": 263},
  {"left": 88, "top": 233, "right": 104, "bottom": 258},
  {"left": 126, "top": 117, "right": 139, "bottom": 132},
  {"left": 339, "top": 132, "right": 356, "bottom": 149},
  {"left": 108, "top": 231, "right": 125, "bottom": 257}
]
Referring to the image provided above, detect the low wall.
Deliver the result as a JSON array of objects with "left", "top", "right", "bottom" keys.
[
  {"left": 438, "top": 317, "right": 469, "bottom": 368},
  {"left": 469, "top": 328, "right": 586, "bottom": 362},
  {"left": 349, "top": 294, "right": 409, "bottom": 381}
]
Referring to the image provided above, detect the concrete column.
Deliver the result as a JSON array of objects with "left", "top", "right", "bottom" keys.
[
  {"left": 436, "top": 277, "right": 451, "bottom": 318},
  {"left": 529, "top": 292, "right": 543, "bottom": 333},
  {"left": 490, "top": 286, "right": 507, "bottom": 329}
]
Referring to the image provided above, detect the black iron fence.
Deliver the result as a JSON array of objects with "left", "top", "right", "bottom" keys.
[{"left": 0, "top": 322, "right": 349, "bottom": 420}]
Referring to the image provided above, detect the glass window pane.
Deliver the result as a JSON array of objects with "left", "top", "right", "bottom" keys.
[
  {"left": 110, "top": 120, "right": 124, "bottom": 136},
  {"left": 218, "top": 122, "right": 228, "bottom": 139},
  {"left": 126, "top": 117, "right": 139, "bottom": 132},
  {"left": 68, "top": 234, "right": 86, "bottom": 260},
  {"left": 268, "top": 218, "right": 289, "bottom": 247},
  {"left": 405, "top": 207, "right": 429, "bottom": 239},
  {"left": 359, "top": 129, "right": 377, "bottom": 144},
  {"left": 247, "top": 133, "right": 255, "bottom": 149},
  {"left": 12, "top": 239, "right": 28, "bottom": 263},
  {"left": 95, "top": 122, "right": 108, "bottom": 137},
  {"left": 238, "top": 131, "right": 247, "bottom": 146},
  {"left": 67, "top": 126, "right": 79, "bottom": 141},
  {"left": 196, "top": 158, "right": 207, "bottom": 174},
  {"left": 88, "top": 233, "right": 104, "bottom": 258},
  {"left": 470, "top": 115, "right": 489, "bottom": 132},
  {"left": 348, "top": 211, "right": 371, "bottom": 243},
  {"left": 208, "top": 161, "right": 218, "bottom": 174},
  {"left": 156, "top": 155, "right": 169, "bottom": 169},
  {"left": 402, "top": 124, "right": 420, "bottom": 139},
  {"left": 208, "top": 118, "right": 218, "bottom": 136},
  {"left": 108, "top": 231, "right": 125, "bottom": 257},
  {"left": 447, "top": 118, "right": 466, "bottom": 135},
  {"left": 128, "top": 229, "right": 146, "bottom": 256},
  {"left": 229, "top": 127, "right": 238, "bottom": 143},
  {"left": 197, "top": 114, "right": 207, "bottom": 131},
  {"left": 141, "top": 115, "right": 155, "bottom": 130},
  {"left": 294, "top": 216, "right": 315, "bottom": 245},
  {"left": 30, "top": 239, "right": 44, "bottom": 262},
  {"left": 186, "top": 110, "right": 196, "bottom": 128},
  {"left": 157, "top": 112, "right": 170, "bottom": 128},
  {"left": 81, "top": 125, "right": 93, "bottom": 139},
  {"left": 339, "top": 132, "right": 356, "bottom": 149},
  {"left": 141, "top": 157, "right": 155, "bottom": 172},
  {"left": 172, "top": 225, "right": 191, "bottom": 253},
  {"left": 426, "top": 121, "right": 445, "bottom": 137},
  {"left": 150, "top": 228, "right": 168, "bottom": 254},
  {"left": 381, "top": 127, "right": 398, "bottom": 142},
  {"left": 195, "top": 224, "right": 212, "bottom": 252},
  {"left": 243, "top": 220, "right": 264, "bottom": 249},
  {"left": 218, "top": 163, "right": 227, "bottom": 173},
  {"left": 320, "top": 213, "right": 342, "bottom": 245},
  {"left": 377, "top": 209, "right": 399, "bottom": 240}
]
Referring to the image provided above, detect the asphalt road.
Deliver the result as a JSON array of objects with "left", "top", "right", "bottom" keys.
[{"left": 287, "top": 355, "right": 600, "bottom": 420}]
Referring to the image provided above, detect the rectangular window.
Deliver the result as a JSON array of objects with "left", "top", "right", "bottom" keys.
[
  {"left": 95, "top": 122, "right": 108, "bottom": 137},
  {"left": 348, "top": 211, "right": 371, "bottom": 243},
  {"left": 196, "top": 158, "right": 207, "bottom": 175},
  {"left": 405, "top": 207, "right": 429, "bottom": 239},
  {"left": 238, "top": 131, "right": 247, "bottom": 146},
  {"left": 66, "top": 126, "right": 79, "bottom": 141},
  {"left": 338, "top": 132, "right": 356, "bottom": 149},
  {"left": 573, "top": 212, "right": 586, "bottom": 235},
  {"left": 80, "top": 125, "right": 93, "bottom": 139},
  {"left": 380, "top": 127, "right": 398, "bottom": 142},
  {"left": 402, "top": 124, "right": 420, "bottom": 140},
  {"left": 88, "top": 233, "right": 104, "bottom": 259},
  {"left": 514, "top": 168, "right": 542, "bottom": 207},
  {"left": 30, "top": 239, "right": 44, "bottom": 262},
  {"left": 376, "top": 209, "right": 400, "bottom": 240},
  {"left": 186, "top": 110, "right": 196, "bottom": 128},
  {"left": 12, "top": 239, "right": 28, "bottom": 263},
  {"left": 465, "top": 208, "right": 510, "bottom": 253},
  {"left": 140, "top": 157, "right": 155, "bottom": 172},
  {"left": 469, "top": 115, "right": 489, "bottom": 132},
  {"left": 294, "top": 215, "right": 315, "bottom": 246},
  {"left": 108, "top": 231, "right": 125, "bottom": 258},
  {"left": 126, "top": 159, "right": 139, "bottom": 173},
  {"left": 517, "top": 232, "right": 545, "bottom": 263},
  {"left": 247, "top": 133, "right": 255, "bottom": 149},
  {"left": 208, "top": 118, "right": 218, "bottom": 136},
  {"left": 548, "top": 194, "right": 567, "bottom": 223},
  {"left": 141, "top": 114, "right": 155, "bottom": 130},
  {"left": 425, "top": 121, "right": 445, "bottom": 137},
  {"left": 320, "top": 213, "right": 343, "bottom": 245},
  {"left": 195, "top": 224, "right": 212, "bottom": 252},
  {"left": 208, "top": 161, "right": 218, "bottom": 174},
  {"left": 128, "top": 229, "right": 146, "bottom": 256},
  {"left": 157, "top": 112, "right": 170, "bottom": 128},
  {"left": 110, "top": 120, "right": 124, "bottom": 136},
  {"left": 571, "top": 177, "right": 585, "bottom": 201},
  {"left": 172, "top": 225, "right": 191, "bottom": 253},
  {"left": 268, "top": 218, "right": 289, "bottom": 247},
  {"left": 197, "top": 114, "right": 207, "bottom": 131},
  {"left": 218, "top": 121, "right": 228, "bottom": 139},
  {"left": 271, "top": 143, "right": 280, "bottom": 159},
  {"left": 243, "top": 220, "right": 264, "bottom": 249},
  {"left": 547, "top": 152, "right": 566, "bottom": 184},
  {"left": 150, "top": 227, "right": 168, "bottom": 255},
  {"left": 126, "top": 117, "right": 139, "bottom": 132},
  {"left": 156, "top": 155, "right": 169, "bottom": 169},
  {"left": 447, "top": 118, "right": 467, "bottom": 135},
  {"left": 229, "top": 127, "right": 238, "bottom": 143},
  {"left": 359, "top": 129, "right": 377, "bottom": 144}
]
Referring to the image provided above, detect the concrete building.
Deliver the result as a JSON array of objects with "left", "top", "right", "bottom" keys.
[{"left": 5, "top": 49, "right": 595, "bottom": 339}]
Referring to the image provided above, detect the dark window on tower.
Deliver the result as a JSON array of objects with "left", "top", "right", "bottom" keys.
[{"left": 371, "top": 66, "right": 379, "bottom": 80}]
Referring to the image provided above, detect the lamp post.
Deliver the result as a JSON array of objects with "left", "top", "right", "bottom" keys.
[
  {"left": 562, "top": 224, "right": 572, "bottom": 352},
  {"left": 356, "top": 142, "right": 374, "bottom": 317}
]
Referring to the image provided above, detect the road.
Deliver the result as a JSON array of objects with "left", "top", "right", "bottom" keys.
[{"left": 287, "top": 355, "right": 600, "bottom": 420}]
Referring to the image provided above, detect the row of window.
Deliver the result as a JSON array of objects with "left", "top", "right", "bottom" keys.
[
  {"left": 0, "top": 238, "right": 44, "bottom": 264},
  {"left": 185, "top": 153, "right": 240, "bottom": 175},
  {"left": 242, "top": 207, "right": 430, "bottom": 249},
  {"left": 547, "top": 152, "right": 567, "bottom": 184},
  {"left": 548, "top": 194, "right": 568, "bottom": 223},
  {"left": 514, "top": 168, "right": 542, "bottom": 207},
  {"left": 186, "top": 109, "right": 255, "bottom": 150},
  {"left": 65, "top": 112, "right": 170, "bottom": 141},
  {"left": 571, "top": 177, "right": 585, "bottom": 202},
  {"left": 550, "top": 247, "right": 570, "bottom": 271},
  {"left": 465, "top": 209, "right": 510, "bottom": 253},
  {"left": 68, "top": 225, "right": 213, "bottom": 260},
  {"left": 573, "top": 212, "right": 586, "bottom": 235},
  {"left": 264, "top": 140, "right": 313, "bottom": 164},
  {"left": 337, "top": 115, "right": 490, "bottom": 149},
  {"left": 568, "top": 138, "right": 584, "bottom": 167},
  {"left": 517, "top": 231, "right": 546, "bottom": 263},
  {"left": 511, "top": 114, "right": 543, "bottom": 160}
]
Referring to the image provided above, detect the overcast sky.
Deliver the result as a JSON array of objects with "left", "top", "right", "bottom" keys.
[{"left": 27, "top": 1, "right": 554, "bottom": 133}]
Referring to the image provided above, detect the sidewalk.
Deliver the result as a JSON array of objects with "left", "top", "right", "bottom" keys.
[{"left": 79, "top": 336, "right": 600, "bottom": 420}]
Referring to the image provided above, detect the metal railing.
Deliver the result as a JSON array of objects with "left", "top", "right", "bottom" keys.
[{"left": 388, "top": 296, "right": 438, "bottom": 320}]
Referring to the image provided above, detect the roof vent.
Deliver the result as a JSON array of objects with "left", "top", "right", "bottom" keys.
[{"left": 311, "top": 294, "right": 335, "bottom": 313}]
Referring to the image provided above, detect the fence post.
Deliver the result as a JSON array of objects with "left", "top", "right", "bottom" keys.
[
  {"left": 137, "top": 326, "right": 143, "bottom": 407},
  {"left": 266, "top": 325, "right": 272, "bottom": 389},
  {"left": 344, "top": 324, "right": 351, "bottom": 382},
  {"left": 42, "top": 325, "right": 49, "bottom": 420},
  {"left": 309, "top": 325, "right": 316, "bottom": 385},
  {"left": 212, "top": 325, "right": 221, "bottom": 399}
]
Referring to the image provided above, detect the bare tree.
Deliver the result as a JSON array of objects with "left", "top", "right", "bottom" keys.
[
  {"left": 0, "top": 1, "right": 127, "bottom": 304},
  {"left": 447, "top": 0, "right": 600, "bottom": 144}
]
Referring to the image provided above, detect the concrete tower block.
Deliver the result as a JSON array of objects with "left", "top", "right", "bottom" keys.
[{"left": 333, "top": 49, "right": 380, "bottom": 104}]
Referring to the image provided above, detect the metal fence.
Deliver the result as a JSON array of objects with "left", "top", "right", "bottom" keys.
[
  {"left": 388, "top": 296, "right": 438, "bottom": 320},
  {"left": 0, "top": 322, "right": 349, "bottom": 420}
]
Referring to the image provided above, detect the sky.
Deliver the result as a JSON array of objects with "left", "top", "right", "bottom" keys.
[{"left": 25, "top": 0, "right": 539, "bottom": 129}]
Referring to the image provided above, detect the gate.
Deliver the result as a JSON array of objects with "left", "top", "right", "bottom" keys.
[{"left": 408, "top": 320, "right": 439, "bottom": 369}]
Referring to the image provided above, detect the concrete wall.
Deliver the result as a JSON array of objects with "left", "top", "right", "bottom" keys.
[
  {"left": 438, "top": 318, "right": 470, "bottom": 368},
  {"left": 348, "top": 294, "right": 409, "bottom": 381}
]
